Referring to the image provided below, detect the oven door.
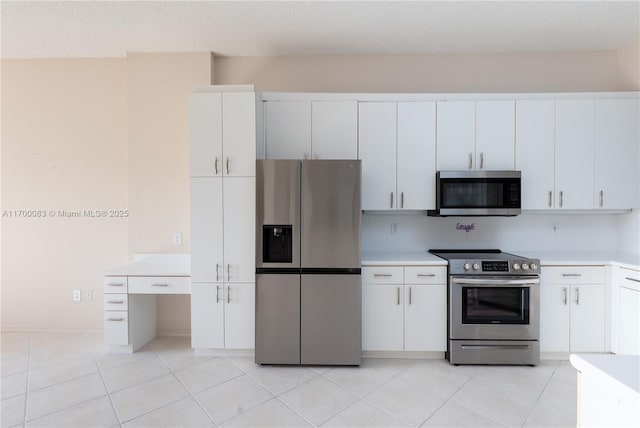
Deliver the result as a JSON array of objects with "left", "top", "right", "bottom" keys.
[{"left": 450, "top": 276, "right": 539, "bottom": 340}]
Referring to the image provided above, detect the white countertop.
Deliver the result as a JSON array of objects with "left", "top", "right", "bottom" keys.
[
  {"left": 362, "top": 251, "right": 448, "bottom": 266},
  {"left": 514, "top": 251, "right": 640, "bottom": 269},
  {"left": 570, "top": 354, "right": 640, "bottom": 394},
  {"left": 104, "top": 254, "right": 191, "bottom": 276}
]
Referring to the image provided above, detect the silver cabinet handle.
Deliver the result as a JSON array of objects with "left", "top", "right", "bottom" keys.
[
  {"left": 563, "top": 287, "right": 568, "bottom": 305},
  {"left": 469, "top": 153, "right": 473, "bottom": 169},
  {"left": 562, "top": 273, "right": 582, "bottom": 277},
  {"left": 373, "top": 273, "right": 392, "bottom": 277},
  {"left": 396, "top": 287, "right": 400, "bottom": 305},
  {"left": 416, "top": 273, "right": 436, "bottom": 277},
  {"left": 107, "top": 300, "right": 124, "bottom": 304},
  {"left": 108, "top": 283, "right": 124, "bottom": 287},
  {"left": 107, "top": 317, "right": 124, "bottom": 322},
  {"left": 227, "top": 264, "right": 231, "bottom": 281},
  {"left": 216, "top": 263, "right": 220, "bottom": 281},
  {"left": 226, "top": 157, "right": 230, "bottom": 175},
  {"left": 480, "top": 152, "right": 484, "bottom": 169},
  {"left": 599, "top": 190, "right": 604, "bottom": 208},
  {"left": 214, "top": 156, "right": 219, "bottom": 175},
  {"left": 152, "top": 283, "right": 168, "bottom": 287},
  {"left": 400, "top": 192, "right": 404, "bottom": 209},
  {"left": 216, "top": 285, "right": 220, "bottom": 303},
  {"left": 548, "top": 191, "right": 552, "bottom": 208},
  {"left": 574, "top": 287, "right": 580, "bottom": 305},
  {"left": 625, "top": 277, "right": 640, "bottom": 283},
  {"left": 227, "top": 286, "right": 231, "bottom": 303},
  {"left": 559, "top": 191, "right": 563, "bottom": 208},
  {"left": 390, "top": 192, "right": 394, "bottom": 209},
  {"left": 408, "top": 287, "right": 412, "bottom": 305}
]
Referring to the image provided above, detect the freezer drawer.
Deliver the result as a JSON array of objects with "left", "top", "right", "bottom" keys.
[
  {"left": 301, "top": 274, "right": 362, "bottom": 365},
  {"left": 255, "top": 274, "right": 300, "bottom": 364}
]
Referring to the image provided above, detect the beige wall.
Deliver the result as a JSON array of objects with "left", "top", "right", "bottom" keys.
[
  {"left": 214, "top": 51, "right": 620, "bottom": 92},
  {"left": 618, "top": 38, "right": 640, "bottom": 90},
  {"left": 1, "top": 59, "right": 129, "bottom": 330}
]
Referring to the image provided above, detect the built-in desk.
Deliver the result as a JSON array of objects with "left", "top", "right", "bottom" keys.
[{"left": 104, "top": 254, "right": 190, "bottom": 353}]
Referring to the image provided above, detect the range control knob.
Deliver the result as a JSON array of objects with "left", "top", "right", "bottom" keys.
[
  {"left": 472, "top": 263, "right": 480, "bottom": 270},
  {"left": 512, "top": 263, "right": 521, "bottom": 270},
  {"left": 522, "top": 263, "right": 530, "bottom": 270},
  {"left": 530, "top": 262, "right": 538, "bottom": 270},
  {"left": 464, "top": 263, "right": 471, "bottom": 271}
]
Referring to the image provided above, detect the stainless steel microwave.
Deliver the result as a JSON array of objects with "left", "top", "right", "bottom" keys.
[{"left": 427, "top": 170, "right": 522, "bottom": 217}]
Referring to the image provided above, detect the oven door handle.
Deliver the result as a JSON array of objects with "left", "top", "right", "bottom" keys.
[{"left": 451, "top": 277, "right": 539, "bottom": 287}]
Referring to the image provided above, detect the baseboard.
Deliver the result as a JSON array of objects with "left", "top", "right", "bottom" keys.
[
  {"left": 362, "top": 351, "right": 446, "bottom": 359},
  {"left": 156, "top": 329, "right": 191, "bottom": 337},
  {"left": 0, "top": 326, "right": 103, "bottom": 334}
]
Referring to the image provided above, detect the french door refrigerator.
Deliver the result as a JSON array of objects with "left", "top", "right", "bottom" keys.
[{"left": 255, "top": 159, "right": 361, "bottom": 365}]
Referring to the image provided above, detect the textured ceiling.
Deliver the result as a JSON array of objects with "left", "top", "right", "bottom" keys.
[{"left": 1, "top": 1, "right": 639, "bottom": 59}]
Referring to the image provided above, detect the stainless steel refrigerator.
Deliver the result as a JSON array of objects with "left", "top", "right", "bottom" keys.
[{"left": 255, "top": 159, "right": 361, "bottom": 365}]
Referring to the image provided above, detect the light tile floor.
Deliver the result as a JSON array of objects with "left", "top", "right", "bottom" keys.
[{"left": 1, "top": 332, "right": 577, "bottom": 427}]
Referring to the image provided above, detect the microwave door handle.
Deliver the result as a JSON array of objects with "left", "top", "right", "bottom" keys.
[{"left": 451, "top": 277, "right": 539, "bottom": 287}]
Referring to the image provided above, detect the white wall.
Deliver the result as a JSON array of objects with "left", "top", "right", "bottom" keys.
[{"left": 363, "top": 213, "right": 621, "bottom": 254}]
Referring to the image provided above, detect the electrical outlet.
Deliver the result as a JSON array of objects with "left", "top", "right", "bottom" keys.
[
  {"left": 552, "top": 222, "right": 559, "bottom": 232},
  {"left": 390, "top": 223, "right": 399, "bottom": 235},
  {"left": 172, "top": 232, "right": 182, "bottom": 245},
  {"left": 73, "top": 290, "right": 81, "bottom": 302},
  {"left": 86, "top": 289, "right": 93, "bottom": 301}
]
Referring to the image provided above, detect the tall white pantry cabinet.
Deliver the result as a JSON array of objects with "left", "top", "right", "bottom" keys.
[{"left": 189, "top": 86, "right": 257, "bottom": 349}]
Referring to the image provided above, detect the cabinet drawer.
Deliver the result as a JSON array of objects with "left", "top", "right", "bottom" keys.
[
  {"left": 104, "top": 294, "right": 128, "bottom": 311},
  {"left": 541, "top": 266, "right": 606, "bottom": 284},
  {"left": 104, "top": 276, "right": 127, "bottom": 293},
  {"left": 128, "top": 276, "right": 191, "bottom": 294},
  {"left": 620, "top": 267, "right": 640, "bottom": 292},
  {"left": 404, "top": 266, "right": 447, "bottom": 284},
  {"left": 362, "top": 267, "right": 403, "bottom": 284},
  {"left": 104, "top": 311, "right": 128, "bottom": 345}
]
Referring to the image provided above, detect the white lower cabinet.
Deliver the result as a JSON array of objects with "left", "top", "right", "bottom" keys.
[
  {"left": 191, "top": 282, "right": 255, "bottom": 349},
  {"left": 615, "top": 267, "right": 640, "bottom": 355},
  {"left": 362, "top": 265, "right": 446, "bottom": 352},
  {"left": 540, "top": 266, "right": 606, "bottom": 353}
]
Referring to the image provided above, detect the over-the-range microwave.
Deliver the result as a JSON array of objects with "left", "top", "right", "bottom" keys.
[{"left": 427, "top": 170, "right": 521, "bottom": 217}]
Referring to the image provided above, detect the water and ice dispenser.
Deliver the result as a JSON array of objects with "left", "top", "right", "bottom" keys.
[{"left": 262, "top": 225, "right": 293, "bottom": 263}]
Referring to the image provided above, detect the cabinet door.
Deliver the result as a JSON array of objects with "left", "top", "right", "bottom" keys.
[
  {"left": 224, "top": 283, "right": 255, "bottom": 349},
  {"left": 570, "top": 284, "right": 605, "bottom": 352},
  {"left": 555, "top": 100, "right": 595, "bottom": 209},
  {"left": 190, "top": 92, "right": 222, "bottom": 177},
  {"left": 191, "top": 284, "right": 224, "bottom": 348},
  {"left": 223, "top": 92, "right": 256, "bottom": 177},
  {"left": 265, "top": 101, "right": 312, "bottom": 159},
  {"left": 397, "top": 102, "right": 436, "bottom": 210},
  {"left": 190, "top": 178, "right": 223, "bottom": 283},
  {"left": 404, "top": 284, "right": 446, "bottom": 352},
  {"left": 539, "top": 282, "right": 570, "bottom": 352},
  {"left": 476, "top": 101, "right": 515, "bottom": 170},
  {"left": 516, "top": 100, "right": 556, "bottom": 209},
  {"left": 223, "top": 177, "right": 255, "bottom": 284},
  {"left": 594, "top": 99, "right": 640, "bottom": 209},
  {"left": 618, "top": 287, "right": 640, "bottom": 355},
  {"left": 362, "top": 283, "right": 403, "bottom": 351},
  {"left": 358, "top": 102, "right": 397, "bottom": 210},
  {"left": 311, "top": 101, "right": 358, "bottom": 159},
  {"left": 436, "top": 101, "right": 475, "bottom": 170}
]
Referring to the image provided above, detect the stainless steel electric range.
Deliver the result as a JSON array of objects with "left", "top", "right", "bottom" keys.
[{"left": 430, "top": 249, "right": 541, "bottom": 365}]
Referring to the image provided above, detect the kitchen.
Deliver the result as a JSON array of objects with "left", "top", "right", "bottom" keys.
[{"left": 2, "top": 2, "right": 640, "bottom": 427}]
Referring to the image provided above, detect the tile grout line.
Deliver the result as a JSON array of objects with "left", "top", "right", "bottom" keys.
[
  {"left": 86, "top": 332, "right": 125, "bottom": 427},
  {"left": 21, "top": 330, "right": 33, "bottom": 427}
]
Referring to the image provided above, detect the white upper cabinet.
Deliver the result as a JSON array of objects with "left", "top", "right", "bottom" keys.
[
  {"left": 476, "top": 101, "right": 515, "bottom": 170},
  {"left": 437, "top": 101, "right": 475, "bottom": 170},
  {"left": 397, "top": 102, "right": 436, "bottom": 210},
  {"left": 265, "top": 101, "right": 312, "bottom": 159},
  {"left": 516, "top": 100, "right": 556, "bottom": 209},
  {"left": 555, "top": 100, "right": 595, "bottom": 209},
  {"left": 190, "top": 93, "right": 222, "bottom": 177},
  {"left": 311, "top": 101, "right": 358, "bottom": 159},
  {"left": 223, "top": 92, "right": 256, "bottom": 177},
  {"left": 358, "top": 102, "right": 398, "bottom": 210},
  {"left": 594, "top": 99, "right": 640, "bottom": 209}
]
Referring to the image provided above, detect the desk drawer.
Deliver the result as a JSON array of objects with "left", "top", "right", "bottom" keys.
[
  {"left": 104, "top": 294, "right": 128, "bottom": 311},
  {"left": 404, "top": 266, "right": 447, "bottom": 284},
  {"left": 128, "top": 276, "right": 191, "bottom": 294},
  {"left": 620, "top": 268, "right": 640, "bottom": 292},
  {"left": 542, "top": 266, "right": 606, "bottom": 284},
  {"left": 104, "top": 276, "right": 127, "bottom": 293},
  {"left": 104, "top": 311, "right": 128, "bottom": 345},
  {"left": 362, "top": 267, "right": 403, "bottom": 284}
]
